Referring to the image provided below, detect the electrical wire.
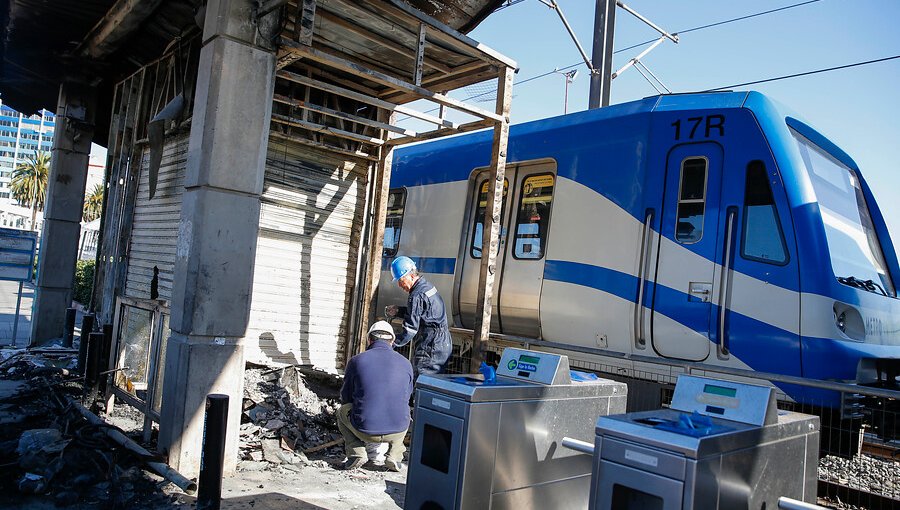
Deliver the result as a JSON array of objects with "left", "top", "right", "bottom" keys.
[
  {"left": 702, "top": 54, "right": 900, "bottom": 92},
  {"left": 401, "top": 0, "right": 827, "bottom": 118}
]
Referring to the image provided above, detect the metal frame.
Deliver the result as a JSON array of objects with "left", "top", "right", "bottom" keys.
[
  {"left": 108, "top": 295, "right": 170, "bottom": 440},
  {"left": 272, "top": 0, "right": 516, "bottom": 357}
]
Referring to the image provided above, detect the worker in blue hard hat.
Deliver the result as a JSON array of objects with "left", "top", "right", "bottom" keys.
[{"left": 387, "top": 256, "right": 452, "bottom": 381}]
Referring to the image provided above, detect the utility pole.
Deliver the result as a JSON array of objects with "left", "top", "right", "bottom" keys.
[
  {"left": 553, "top": 69, "right": 578, "bottom": 114},
  {"left": 589, "top": 0, "right": 616, "bottom": 108}
]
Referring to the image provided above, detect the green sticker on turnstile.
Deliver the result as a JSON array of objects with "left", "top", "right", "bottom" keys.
[{"left": 507, "top": 359, "right": 518, "bottom": 370}]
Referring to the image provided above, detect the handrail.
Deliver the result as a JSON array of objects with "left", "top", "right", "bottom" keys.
[
  {"left": 718, "top": 208, "right": 736, "bottom": 356},
  {"left": 634, "top": 209, "right": 654, "bottom": 348}
]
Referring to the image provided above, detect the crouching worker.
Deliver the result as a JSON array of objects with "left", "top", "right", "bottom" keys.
[{"left": 337, "top": 321, "right": 413, "bottom": 471}]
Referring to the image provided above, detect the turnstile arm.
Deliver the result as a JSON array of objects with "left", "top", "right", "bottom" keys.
[{"left": 561, "top": 437, "right": 595, "bottom": 455}]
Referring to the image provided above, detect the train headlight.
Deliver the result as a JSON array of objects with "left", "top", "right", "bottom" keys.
[{"left": 836, "top": 312, "right": 846, "bottom": 333}]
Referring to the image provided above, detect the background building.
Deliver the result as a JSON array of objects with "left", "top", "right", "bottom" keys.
[{"left": 0, "top": 99, "right": 55, "bottom": 203}]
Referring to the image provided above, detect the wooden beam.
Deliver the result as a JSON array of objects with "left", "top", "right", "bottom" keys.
[
  {"left": 287, "top": 63, "right": 381, "bottom": 98},
  {"left": 271, "top": 113, "right": 384, "bottom": 145},
  {"left": 277, "top": 70, "right": 458, "bottom": 129},
  {"left": 358, "top": 109, "right": 396, "bottom": 355},
  {"left": 269, "top": 130, "right": 377, "bottom": 161},
  {"left": 280, "top": 37, "right": 503, "bottom": 122},
  {"left": 471, "top": 66, "right": 514, "bottom": 369},
  {"left": 77, "top": 0, "right": 164, "bottom": 59},
  {"left": 273, "top": 93, "right": 416, "bottom": 136},
  {"left": 385, "top": 118, "right": 492, "bottom": 146}
]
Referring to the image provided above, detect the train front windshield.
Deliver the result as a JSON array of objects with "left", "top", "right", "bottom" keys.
[{"left": 792, "top": 130, "right": 896, "bottom": 296}]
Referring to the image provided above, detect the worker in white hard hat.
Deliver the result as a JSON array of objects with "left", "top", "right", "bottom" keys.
[{"left": 337, "top": 320, "right": 413, "bottom": 472}]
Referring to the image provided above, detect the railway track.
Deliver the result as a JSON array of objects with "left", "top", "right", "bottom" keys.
[{"left": 817, "top": 480, "right": 900, "bottom": 510}]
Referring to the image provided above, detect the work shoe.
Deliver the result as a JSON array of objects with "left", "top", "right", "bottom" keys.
[
  {"left": 384, "top": 459, "right": 403, "bottom": 472},
  {"left": 342, "top": 457, "right": 366, "bottom": 471}
]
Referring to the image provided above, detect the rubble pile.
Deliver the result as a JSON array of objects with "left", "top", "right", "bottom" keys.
[
  {"left": 0, "top": 348, "right": 177, "bottom": 509},
  {"left": 239, "top": 364, "right": 346, "bottom": 471}
]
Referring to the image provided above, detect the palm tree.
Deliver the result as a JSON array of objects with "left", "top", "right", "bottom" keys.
[
  {"left": 83, "top": 182, "right": 104, "bottom": 222},
  {"left": 10, "top": 151, "right": 50, "bottom": 230}
]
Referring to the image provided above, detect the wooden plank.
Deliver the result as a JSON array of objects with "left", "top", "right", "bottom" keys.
[
  {"left": 277, "top": 70, "right": 458, "bottom": 129},
  {"left": 472, "top": 66, "right": 514, "bottom": 368},
  {"left": 279, "top": 38, "right": 503, "bottom": 122},
  {"left": 377, "top": 0, "right": 517, "bottom": 68},
  {"left": 268, "top": 130, "right": 377, "bottom": 162},
  {"left": 273, "top": 93, "right": 416, "bottom": 136},
  {"left": 302, "top": 437, "right": 344, "bottom": 454},
  {"left": 315, "top": 10, "right": 452, "bottom": 74},
  {"left": 271, "top": 113, "right": 384, "bottom": 145},
  {"left": 385, "top": 118, "right": 492, "bottom": 146}
]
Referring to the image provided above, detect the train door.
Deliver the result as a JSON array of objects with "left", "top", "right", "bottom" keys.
[
  {"left": 651, "top": 143, "right": 724, "bottom": 361},
  {"left": 456, "top": 161, "right": 556, "bottom": 336},
  {"left": 456, "top": 171, "right": 512, "bottom": 331}
]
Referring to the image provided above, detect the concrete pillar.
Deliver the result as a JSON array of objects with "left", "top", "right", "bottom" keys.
[
  {"left": 31, "top": 82, "right": 96, "bottom": 345},
  {"left": 158, "top": 0, "right": 275, "bottom": 478}
]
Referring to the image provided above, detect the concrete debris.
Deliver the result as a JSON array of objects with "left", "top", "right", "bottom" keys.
[
  {"left": 239, "top": 364, "right": 345, "bottom": 471},
  {"left": 0, "top": 347, "right": 178, "bottom": 509}
]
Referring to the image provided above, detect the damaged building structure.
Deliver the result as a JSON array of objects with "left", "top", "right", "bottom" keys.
[{"left": 0, "top": 0, "right": 515, "bottom": 478}]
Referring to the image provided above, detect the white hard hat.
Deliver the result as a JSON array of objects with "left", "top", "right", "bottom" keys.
[{"left": 368, "top": 320, "right": 395, "bottom": 342}]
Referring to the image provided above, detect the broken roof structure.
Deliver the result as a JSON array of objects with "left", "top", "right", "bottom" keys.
[{"left": 0, "top": 0, "right": 514, "bottom": 480}]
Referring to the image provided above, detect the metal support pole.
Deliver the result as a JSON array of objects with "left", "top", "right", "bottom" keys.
[
  {"left": 11, "top": 281, "right": 23, "bottom": 347},
  {"left": 198, "top": 394, "right": 229, "bottom": 510},
  {"left": 589, "top": 0, "right": 616, "bottom": 108},
  {"left": 63, "top": 308, "right": 77, "bottom": 348},
  {"left": 78, "top": 313, "right": 94, "bottom": 375}
]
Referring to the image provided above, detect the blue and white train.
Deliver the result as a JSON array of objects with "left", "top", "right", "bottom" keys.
[{"left": 376, "top": 91, "right": 900, "bottom": 407}]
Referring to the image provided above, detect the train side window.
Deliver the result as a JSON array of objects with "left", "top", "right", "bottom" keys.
[
  {"left": 741, "top": 161, "right": 788, "bottom": 265},
  {"left": 471, "top": 179, "right": 509, "bottom": 258},
  {"left": 675, "top": 158, "right": 708, "bottom": 244},
  {"left": 383, "top": 189, "right": 406, "bottom": 258},
  {"left": 513, "top": 174, "right": 555, "bottom": 260}
]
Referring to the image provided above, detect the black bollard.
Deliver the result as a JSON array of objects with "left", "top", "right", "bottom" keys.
[
  {"left": 84, "top": 332, "right": 105, "bottom": 400},
  {"left": 77, "top": 314, "right": 95, "bottom": 375},
  {"left": 99, "top": 324, "right": 114, "bottom": 395},
  {"left": 198, "top": 394, "right": 229, "bottom": 510},
  {"left": 62, "top": 308, "right": 77, "bottom": 348}
]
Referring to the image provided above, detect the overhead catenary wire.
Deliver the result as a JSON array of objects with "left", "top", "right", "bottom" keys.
[
  {"left": 702, "top": 54, "right": 900, "bottom": 92},
  {"left": 444, "top": 0, "right": 821, "bottom": 105}
]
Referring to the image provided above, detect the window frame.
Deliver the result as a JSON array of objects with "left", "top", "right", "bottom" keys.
[
  {"left": 511, "top": 172, "right": 555, "bottom": 261},
  {"left": 469, "top": 177, "right": 509, "bottom": 259},
  {"left": 674, "top": 156, "right": 709, "bottom": 245},
  {"left": 739, "top": 160, "right": 790, "bottom": 266},
  {"left": 382, "top": 187, "right": 407, "bottom": 258}
]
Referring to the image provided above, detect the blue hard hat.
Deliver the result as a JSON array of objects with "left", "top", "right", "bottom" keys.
[{"left": 391, "top": 256, "right": 416, "bottom": 281}]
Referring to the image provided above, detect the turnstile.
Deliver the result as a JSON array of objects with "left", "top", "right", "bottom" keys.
[
  {"left": 405, "top": 348, "right": 627, "bottom": 510},
  {"left": 589, "top": 375, "right": 820, "bottom": 510}
]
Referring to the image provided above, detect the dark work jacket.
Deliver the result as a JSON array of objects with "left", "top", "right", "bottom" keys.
[
  {"left": 340, "top": 340, "right": 413, "bottom": 435},
  {"left": 396, "top": 276, "right": 452, "bottom": 373}
]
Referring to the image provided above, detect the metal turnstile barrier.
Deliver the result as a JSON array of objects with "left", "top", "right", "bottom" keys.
[
  {"left": 589, "top": 375, "right": 820, "bottom": 510},
  {"left": 405, "top": 348, "right": 627, "bottom": 510}
]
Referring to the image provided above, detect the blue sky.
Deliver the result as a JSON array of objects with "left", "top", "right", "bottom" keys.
[{"left": 444, "top": 0, "right": 900, "bottom": 242}]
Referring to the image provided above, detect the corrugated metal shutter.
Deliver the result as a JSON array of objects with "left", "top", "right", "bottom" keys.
[
  {"left": 124, "top": 133, "right": 189, "bottom": 302},
  {"left": 243, "top": 138, "right": 367, "bottom": 371}
]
